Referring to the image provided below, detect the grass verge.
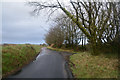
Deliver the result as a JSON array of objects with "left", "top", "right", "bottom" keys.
[
  {"left": 2, "top": 44, "right": 43, "bottom": 77},
  {"left": 0, "top": 45, "right": 2, "bottom": 79},
  {"left": 70, "top": 52, "right": 118, "bottom": 78},
  {"left": 47, "top": 46, "right": 118, "bottom": 78},
  {"left": 47, "top": 46, "right": 78, "bottom": 53}
]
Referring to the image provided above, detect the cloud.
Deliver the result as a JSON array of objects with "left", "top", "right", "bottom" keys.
[
  {"left": 2, "top": 0, "right": 27, "bottom": 2},
  {"left": 2, "top": 2, "right": 52, "bottom": 44}
]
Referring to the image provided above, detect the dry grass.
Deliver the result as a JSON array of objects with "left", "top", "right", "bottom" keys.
[
  {"left": 70, "top": 52, "right": 118, "bottom": 78},
  {"left": 47, "top": 46, "right": 77, "bottom": 53},
  {"left": 47, "top": 46, "right": 118, "bottom": 78}
]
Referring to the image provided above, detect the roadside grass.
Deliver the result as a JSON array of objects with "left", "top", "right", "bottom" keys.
[
  {"left": 47, "top": 46, "right": 118, "bottom": 78},
  {"left": 2, "top": 44, "right": 42, "bottom": 77},
  {"left": 0, "top": 45, "right": 2, "bottom": 78},
  {"left": 30, "top": 44, "right": 43, "bottom": 53},
  {"left": 47, "top": 46, "right": 78, "bottom": 53},
  {"left": 70, "top": 52, "right": 118, "bottom": 78}
]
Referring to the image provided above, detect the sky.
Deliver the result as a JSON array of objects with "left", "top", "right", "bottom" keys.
[
  {"left": 1, "top": 0, "right": 118, "bottom": 45},
  {"left": 2, "top": 1, "right": 55, "bottom": 44},
  {"left": 1, "top": 0, "right": 71, "bottom": 45}
]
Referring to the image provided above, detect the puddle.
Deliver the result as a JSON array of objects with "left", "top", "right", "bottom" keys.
[{"left": 35, "top": 52, "right": 45, "bottom": 61}]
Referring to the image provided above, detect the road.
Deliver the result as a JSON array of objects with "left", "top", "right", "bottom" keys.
[{"left": 8, "top": 47, "right": 68, "bottom": 78}]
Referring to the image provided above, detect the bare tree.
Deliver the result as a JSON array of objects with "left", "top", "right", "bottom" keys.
[
  {"left": 54, "top": 14, "right": 86, "bottom": 49},
  {"left": 28, "top": 0, "right": 119, "bottom": 55},
  {"left": 45, "top": 25, "right": 64, "bottom": 48}
]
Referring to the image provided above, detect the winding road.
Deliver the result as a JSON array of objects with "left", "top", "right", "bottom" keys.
[{"left": 8, "top": 47, "right": 68, "bottom": 78}]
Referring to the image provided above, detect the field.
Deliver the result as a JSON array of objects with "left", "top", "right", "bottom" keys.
[
  {"left": 47, "top": 47, "right": 118, "bottom": 78},
  {"left": 2, "top": 44, "right": 43, "bottom": 77}
]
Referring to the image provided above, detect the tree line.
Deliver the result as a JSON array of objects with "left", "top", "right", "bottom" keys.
[
  {"left": 45, "top": 14, "right": 87, "bottom": 51},
  {"left": 29, "top": 1, "right": 120, "bottom": 55}
]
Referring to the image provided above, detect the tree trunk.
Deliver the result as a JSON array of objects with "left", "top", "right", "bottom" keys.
[
  {"left": 90, "top": 37, "right": 99, "bottom": 55},
  {"left": 82, "top": 35, "right": 84, "bottom": 49}
]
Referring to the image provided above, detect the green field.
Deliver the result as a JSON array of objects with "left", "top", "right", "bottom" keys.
[
  {"left": 2, "top": 44, "right": 43, "bottom": 77},
  {"left": 47, "top": 47, "right": 118, "bottom": 78}
]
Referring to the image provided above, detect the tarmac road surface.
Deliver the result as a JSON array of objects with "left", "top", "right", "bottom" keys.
[{"left": 8, "top": 47, "right": 68, "bottom": 78}]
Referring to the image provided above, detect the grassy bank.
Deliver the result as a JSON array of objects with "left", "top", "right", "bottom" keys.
[
  {"left": 70, "top": 52, "right": 118, "bottom": 78},
  {"left": 47, "top": 46, "right": 77, "bottom": 53},
  {"left": 2, "top": 44, "right": 43, "bottom": 77},
  {"left": 47, "top": 47, "right": 118, "bottom": 78},
  {"left": 0, "top": 46, "right": 2, "bottom": 78}
]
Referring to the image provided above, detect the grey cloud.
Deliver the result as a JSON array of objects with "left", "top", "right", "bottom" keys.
[{"left": 2, "top": 2, "right": 52, "bottom": 44}]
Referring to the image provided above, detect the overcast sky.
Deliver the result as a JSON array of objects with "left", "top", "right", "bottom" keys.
[
  {"left": 2, "top": 2, "right": 55, "bottom": 44},
  {"left": 1, "top": 0, "right": 117, "bottom": 45}
]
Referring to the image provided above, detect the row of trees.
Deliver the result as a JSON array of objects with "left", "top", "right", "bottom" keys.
[
  {"left": 29, "top": 1, "right": 120, "bottom": 55},
  {"left": 45, "top": 14, "right": 87, "bottom": 50}
]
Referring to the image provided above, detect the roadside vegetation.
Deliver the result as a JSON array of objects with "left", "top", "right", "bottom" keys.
[
  {"left": 47, "top": 46, "right": 77, "bottom": 53},
  {"left": 0, "top": 45, "right": 2, "bottom": 78},
  {"left": 70, "top": 52, "right": 118, "bottom": 78},
  {"left": 29, "top": 1, "right": 119, "bottom": 55},
  {"left": 48, "top": 47, "right": 118, "bottom": 78},
  {"left": 2, "top": 44, "right": 43, "bottom": 77},
  {"left": 28, "top": 1, "right": 119, "bottom": 78}
]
